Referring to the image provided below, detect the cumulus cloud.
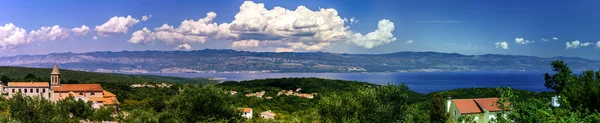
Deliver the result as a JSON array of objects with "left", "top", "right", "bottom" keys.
[
  {"left": 566, "top": 40, "right": 592, "bottom": 49},
  {"left": 405, "top": 40, "right": 413, "bottom": 44},
  {"left": 93, "top": 36, "right": 98, "bottom": 40},
  {"left": 0, "top": 23, "right": 29, "bottom": 50},
  {"left": 28, "top": 25, "right": 71, "bottom": 42},
  {"left": 95, "top": 15, "right": 140, "bottom": 37},
  {"left": 581, "top": 42, "right": 591, "bottom": 47},
  {"left": 552, "top": 37, "right": 558, "bottom": 40},
  {"left": 128, "top": 27, "right": 154, "bottom": 44},
  {"left": 128, "top": 1, "right": 396, "bottom": 52},
  {"left": 597, "top": 41, "right": 600, "bottom": 48},
  {"left": 174, "top": 43, "right": 191, "bottom": 50},
  {"left": 541, "top": 38, "right": 548, "bottom": 42},
  {"left": 142, "top": 15, "right": 151, "bottom": 21},
  {"left": 348, "top": 19, "right": 397, "bottom": 49},
  {"left": 275, "top": 47, "right": 294, "bottom": 52},
  {"left": 515, "top": 38, "right": 532, "bottom": 44},
  {"left": 495, "top": 41, "right": 508, "bottom": 49},
  {"left": 232, "top": 40, "right": 260, "bottom": 48},
  {"left": 71, "top": 25, "right": 90, "bottom": 36},
  {"left": 0, "top": 23, "right": 86, "bottom": 50}
]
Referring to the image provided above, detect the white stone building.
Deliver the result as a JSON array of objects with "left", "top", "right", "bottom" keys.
[{"left": 2, "top": 64, "right": 120, "bottom": 108}]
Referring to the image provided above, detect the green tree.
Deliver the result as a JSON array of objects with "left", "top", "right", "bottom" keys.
[
  {"left": 165, "top": 84, "right": 240, "bottom": 122},
  {"left": 0, "top": 76, "right": 11, "bottom": 85},
  {"left": 543, "top": 60, "right": 574, "bottom": 94},
  {"left": 429, "top": 92, "right": 448, "bottom": 123},
  {"left": 56, "top": 96, "right": 95, "bottom": 119}
]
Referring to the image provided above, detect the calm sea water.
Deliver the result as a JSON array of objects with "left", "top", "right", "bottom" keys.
[{"left": 146, "top": 71, "right": 552, "bottom": 93}]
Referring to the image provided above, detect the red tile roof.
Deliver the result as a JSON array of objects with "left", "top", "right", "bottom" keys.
[
  {"left": 52, "top": 84, "right": 103, "bottom": 92},
  {"left": 8, "top": 82, "right": 49, "bottom": 87},
  {"left": 453, "top": 99, "right": 483, "bottom": 114},
  {"left": 453, "top": 97, "right": 507, "bottom": 114},
  {"left": 474, "top": 98, "right": 506, "bottom": 112}
]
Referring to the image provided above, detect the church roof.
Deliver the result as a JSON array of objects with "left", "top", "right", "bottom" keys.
[
  {"left": 51, "top": 64, "right": 60, "bottom": 74},
  {"left": 103, "top": 90, "right": 116, "bottom": 97},
  {"left": 53, "top": 84, "right": 103, "bottom": 92},
  {"left": 7, "top": 82, "right": 49, "bottom": 87}
]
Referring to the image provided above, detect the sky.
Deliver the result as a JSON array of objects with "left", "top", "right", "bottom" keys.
[{"left": 1, "top": 0, "right": 600, "bottom": 59}]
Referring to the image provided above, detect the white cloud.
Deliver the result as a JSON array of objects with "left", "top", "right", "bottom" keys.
[
  {"left": 0, "top": 23, "right": 29, "bottom": 50},
  {"left": 405, "top": 40, "right": 413, "bottom": 44},
  {"left": 541, "top": 38, "right": 548, "bottom": 42},
  {"left": 128, "top": 1, "right": 396, "bottom": 52},
  {"left": 495, "top": 41, "right": 508, "bottom": 49},
  {"left": 128, "top": 27, "right": 154, "bottom": 44},
  {"left": 142, "top": 15, "right": 151, "bottom": 21},
  {"left": 28, "top": 25, "right": 70, "bottom": 42},
  {"left": 71, "top": 25, "right": 90, "bottom": 36},
  {"left": 275, "top": 47, "right": 294, "bottom": 52},
  {"left": 232, "top": 40, "right": 259, "bottom": 48},
  {"left": 515, "top": 38, "right": 532, "bottom": 44},
  {"left": 174, "top": 43, "right": 191, "bottom": 50},
  {"left": 596, "top": 41, "right": 600, "bottom": 48},
  {"left": 581, "top": 42, "right": 591, "bottom": 47},
  {"left": 552, "top": 37, "right": 558, "bottom": 40},
  {"left": 566, "top": 40, "right": 592, "bottom": 49},
  {"left": 95, "top": 15, "right": 140, "bottom": 37},
  {"left": 348, "top": 19, "right": 397, "bottom": 49},
  {"left": 0, "top": 23, "right": 86, "bottom": 50},
  {"left": 93, "top": 36, "right": 98, "bottom": 40}
]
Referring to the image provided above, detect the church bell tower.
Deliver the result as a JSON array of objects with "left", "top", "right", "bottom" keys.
[{"left": 51, "top": 64, "right": 61, "bottom": 86}]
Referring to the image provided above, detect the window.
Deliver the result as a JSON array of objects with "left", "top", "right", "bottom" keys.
[
  {"left": 25, "top": 89, "right": 27, "bottom": 93},
  {"left": 79, "top": 93, "right": 84, "bottom": 96},
  {"left": 18, "top": 89, "right": 21, "bottom": 92},
  {"left": 43, "top": 89, "right": 45, "bottom": 93},
  {"left": 90, "top": 92, "right": 95, "bottom": 96},
  {"left": 30, "top": 89, "right": 33, "bottom": 93},
  {"left": 12, "top": 89, "right": 14, "bottom": 93},
  {"left": 36, "top": 89, "right": 39, "bottom": 93}
]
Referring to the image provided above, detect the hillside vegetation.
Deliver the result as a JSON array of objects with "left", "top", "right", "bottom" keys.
[
  {"left": 0, "top": 60, "right": 599, "bottom": 122},
  {"left": 0, "top": 66, "right": 213, "bottom": 84}
]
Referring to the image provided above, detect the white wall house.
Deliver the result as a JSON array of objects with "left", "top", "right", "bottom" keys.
[
  {"left": 240, "top": 108, "right": 253, "bottom": 119},
  {"left": 5, "top": 82, "right": 51, "bottom": 99}
]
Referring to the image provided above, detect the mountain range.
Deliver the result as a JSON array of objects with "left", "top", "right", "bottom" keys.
[{"left": 0, "top": 49, "right": 598, "bottom": 73}]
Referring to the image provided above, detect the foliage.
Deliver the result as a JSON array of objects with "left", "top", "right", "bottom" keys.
[
  {"left": 429, "top": 92, "right": 448, "bottom": 123},
  {"left": 0, "top": 66, "right": 214, "bottom": 84},
  {"left": 317, "top": 84, "right": 415, "bottom": 122},
  {"left": 165, "top": 84, "right": 240, "bottom": 122}
]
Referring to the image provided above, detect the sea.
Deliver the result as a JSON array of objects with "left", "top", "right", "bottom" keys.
[{"left": 147, "top": 71, "right": 553, "bottom": 94}]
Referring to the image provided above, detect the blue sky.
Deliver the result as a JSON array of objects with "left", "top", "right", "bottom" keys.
[{"left": 1, "top": 0, "right": 599, "bottom": 59}]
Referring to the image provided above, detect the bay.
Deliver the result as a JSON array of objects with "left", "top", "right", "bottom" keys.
[{"left": 146, "top": 71, "right": 552, "bottom": 93}]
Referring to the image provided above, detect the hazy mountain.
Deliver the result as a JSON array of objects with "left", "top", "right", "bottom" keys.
[{"left": 0, "top": 49, "right": 598, "bottom": 73}]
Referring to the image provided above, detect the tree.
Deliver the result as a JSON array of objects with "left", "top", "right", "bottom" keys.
[
  {"left": 164, "top": 84, "right": 239, "bottom": 122},
  {"left": 543, "top": 60, "right": 574, "bottom": 94},
  {"left": 56, "top": 96, "right": 94, "bottom": 119},
  {"left": 0, "top": 76, "right": 11, "bottom": 85},
  {"left": 429, "top": 92, "right": 448, "bottom": 123},
  {"left": 318, "top": 84, "right": 415, "bottom": 122}
]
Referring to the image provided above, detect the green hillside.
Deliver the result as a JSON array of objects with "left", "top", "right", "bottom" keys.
[{"left": 0, "top": 66, "right": 213, "bottom": 85}]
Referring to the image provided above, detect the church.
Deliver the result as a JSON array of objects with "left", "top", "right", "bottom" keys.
[{"left": 2, "top": 64, "right": 119, "bottom": 108}]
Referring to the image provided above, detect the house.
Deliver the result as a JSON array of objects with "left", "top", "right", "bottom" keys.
[
  {"left": 3, "top": 64, "right": 119, "bottom": 108},
  {"left": 265, "top": 96, "right": 273, "bottom": 99},
  {"left": 447, "top": 97, "right": 508, "bottom": 123},
  {"left": 552, "top": 96, "right": 560, "bottom": 107},
  {"left": 130, "top": 84, "right": 143, "bottom": 88},
  {"left": 260, "top": 110, "right": 276, "bottom": 119},
  {"left": 238, "top": 108, "right": 253, "bottom": 119},
  {"left": 230, "top": 90, "right": 237, "bottom": 95}
]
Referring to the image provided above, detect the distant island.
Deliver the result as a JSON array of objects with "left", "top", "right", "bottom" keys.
[{"left": 1, "top": 49, "right": 599, "bottom": 73}]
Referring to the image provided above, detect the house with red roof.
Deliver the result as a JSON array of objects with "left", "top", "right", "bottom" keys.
[
  {"left": 447, "top": 97, "right": 509, "bottom": 123},
  {"left": 3, "top": 64, "right": 119, "bottom": 108}
]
